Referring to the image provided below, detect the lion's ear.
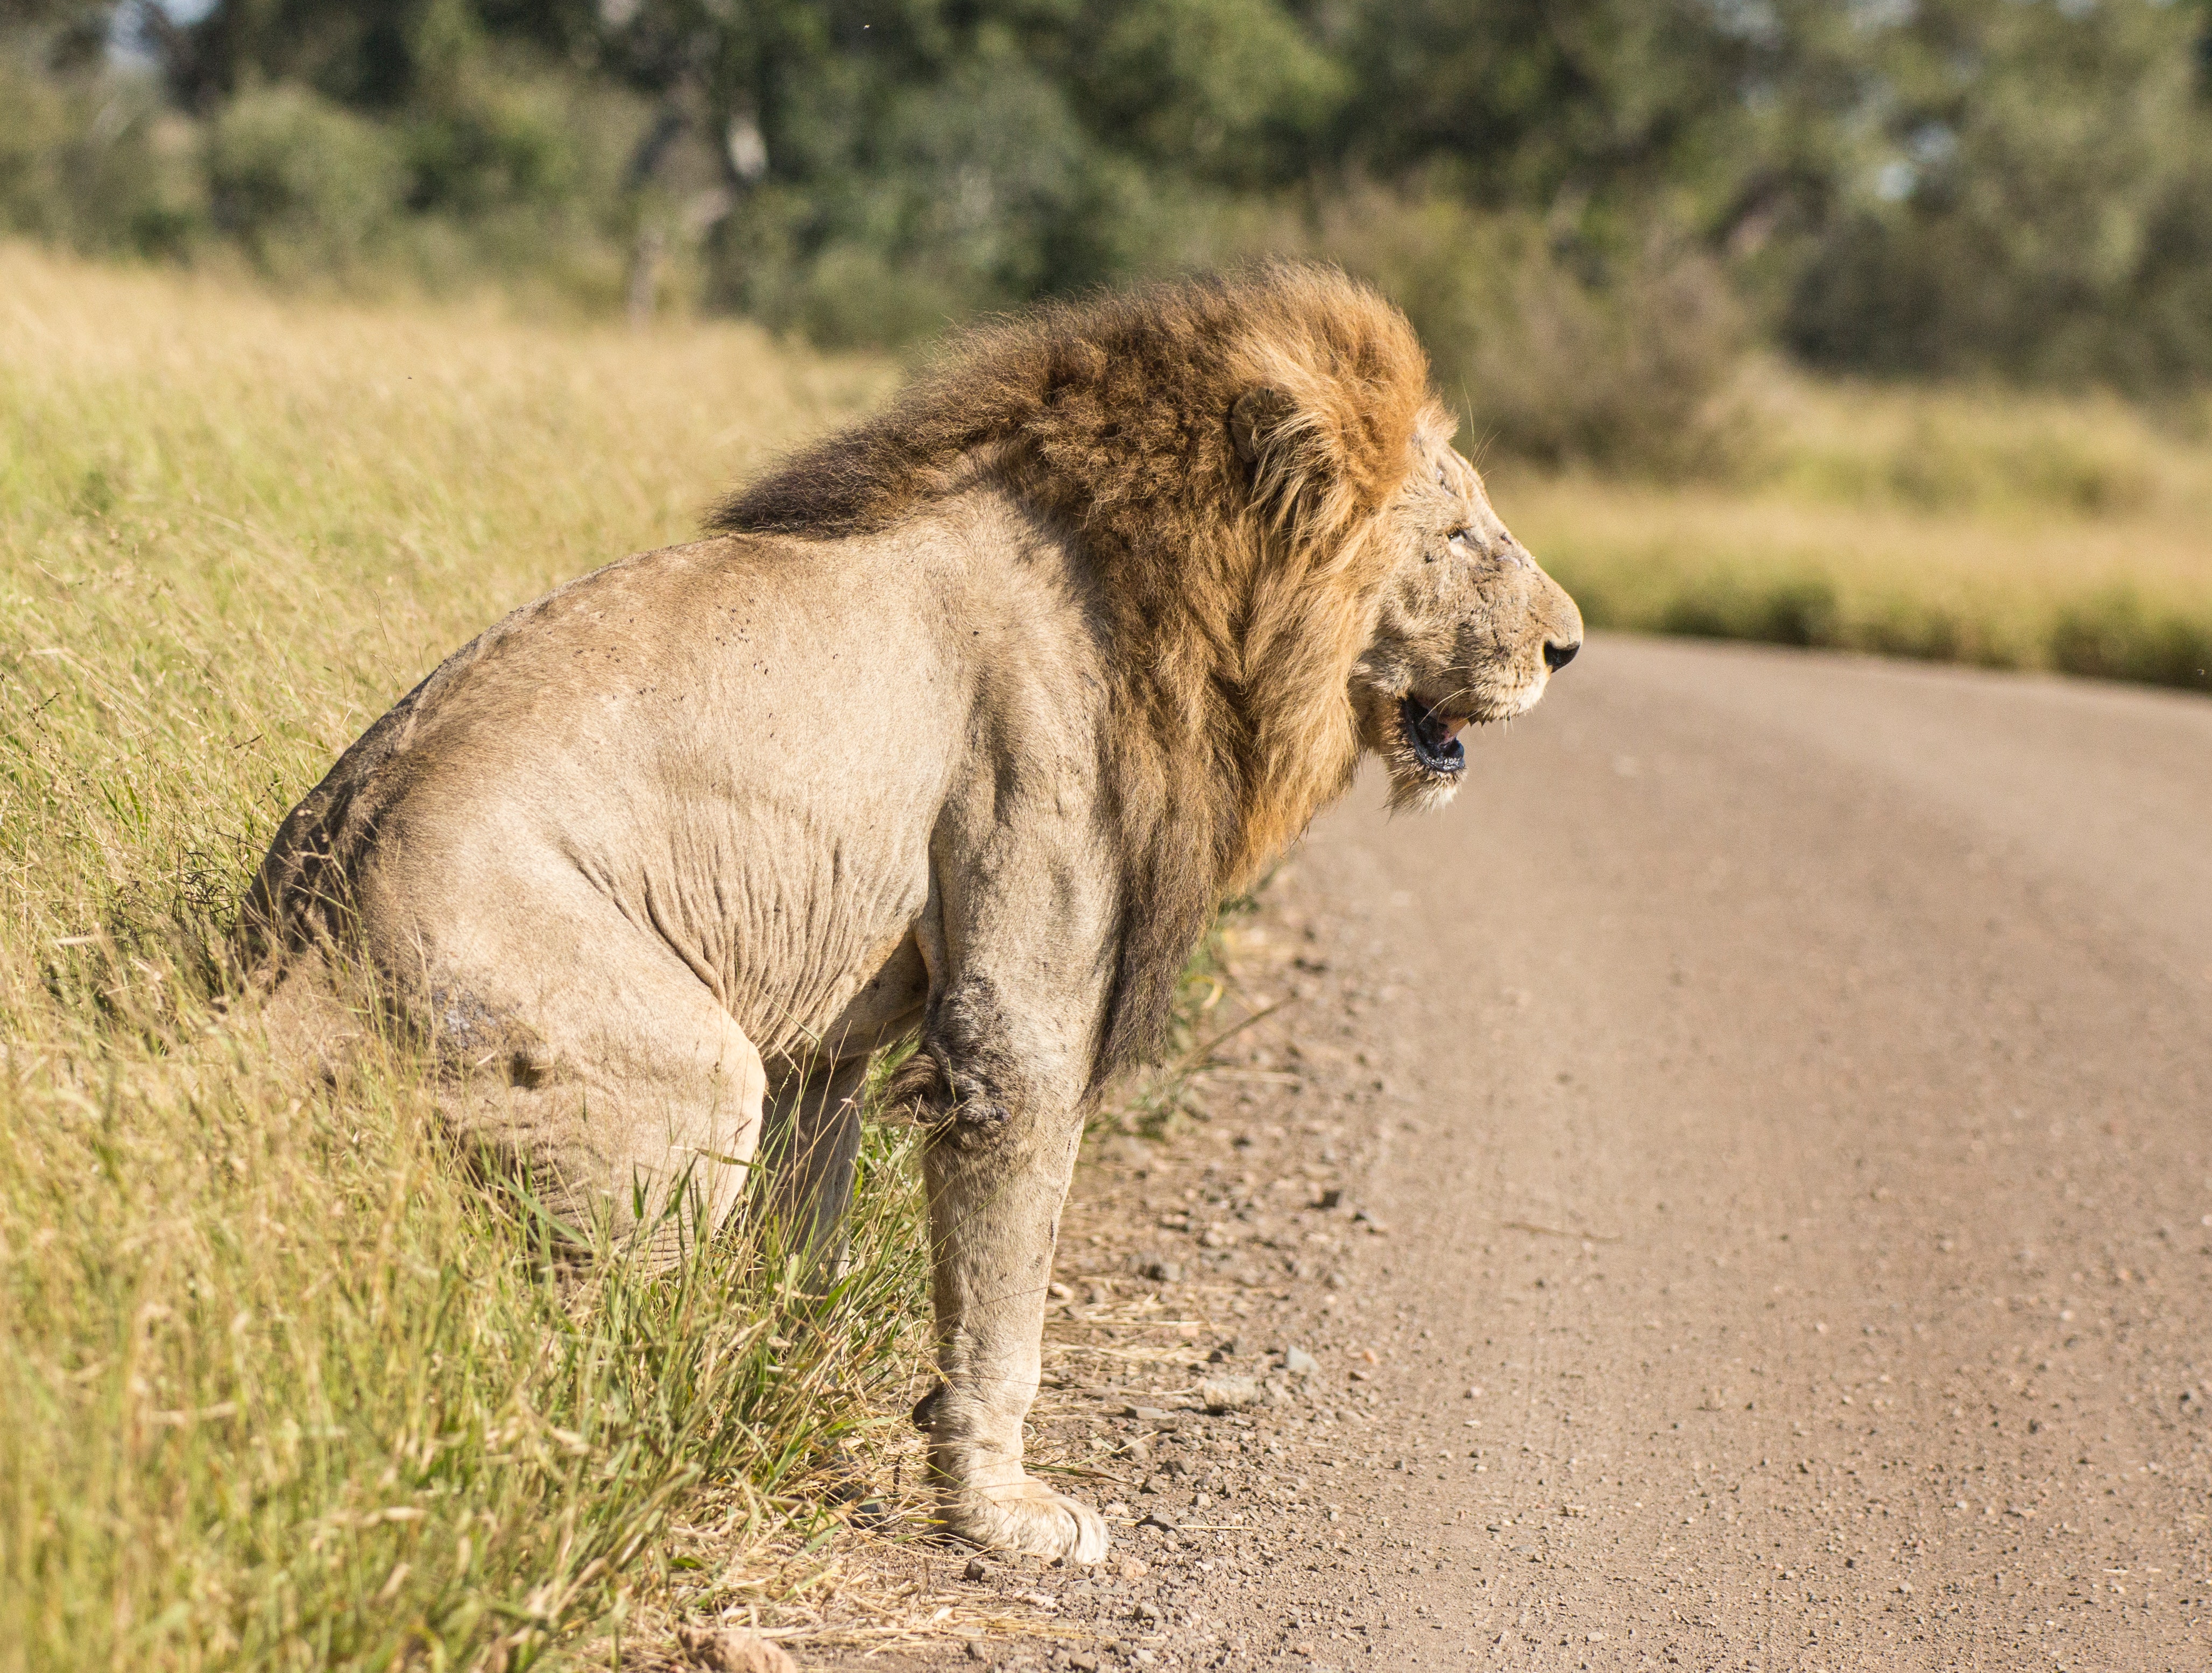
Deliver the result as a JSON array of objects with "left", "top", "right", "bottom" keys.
[{"left": 1230, "top": 387, "right": 1297, "bottom": 465}]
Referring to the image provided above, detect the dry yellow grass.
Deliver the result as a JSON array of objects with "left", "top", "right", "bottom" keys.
[
  {"left": 1495, "top": 370, "right": 2212, "bottom": 687},
  {"left": 0, "top": 244, "right": 929, "bottom": 1673},
  {"left": 1, "top": 239, "right": 886, "bottom": 825}
]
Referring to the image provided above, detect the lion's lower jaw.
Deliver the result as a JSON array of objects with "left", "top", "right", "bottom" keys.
[
  {"left": 1384, "top": 761, "right": 1463, "bottom": 815},
  {"left": 936, "top": 1468, "right": 1110, "bottom": 1564}
]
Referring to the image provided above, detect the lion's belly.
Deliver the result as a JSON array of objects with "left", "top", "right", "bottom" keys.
[
  {"left": 320, "top": 506, "right": 1068, "bottom": 1069},
  {"left": 618, "top": 816, "right": 935, "bottom": 1065}
]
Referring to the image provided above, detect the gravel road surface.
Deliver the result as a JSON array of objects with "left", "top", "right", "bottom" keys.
[{"left": 824, "top": 634, "right": 2212, "bottom": 1672}]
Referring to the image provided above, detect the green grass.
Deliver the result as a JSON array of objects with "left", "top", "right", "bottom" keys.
[{"left": 0, "top": 243, "right": 923, "bottom": 1672}]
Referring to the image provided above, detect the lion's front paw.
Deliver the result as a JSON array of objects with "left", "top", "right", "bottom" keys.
[{"left": 941, "top": 1476, "right": 1109, "bottom": 1565}]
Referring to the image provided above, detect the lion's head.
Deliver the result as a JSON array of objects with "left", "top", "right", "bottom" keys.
[
  {"left": 1225, "top": 385, "right": 1581, "bottom": 815},
  {"left": 1353, "top": 419, "right": 1582, "bottom": 811}
]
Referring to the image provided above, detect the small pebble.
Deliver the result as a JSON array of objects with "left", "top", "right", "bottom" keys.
[
  {"left": 673, "top": 1625, "right": 796, "bottom": 1673},
  {"left": 1198, "top": 1374, "right": 1262, "bottom": 1413}
]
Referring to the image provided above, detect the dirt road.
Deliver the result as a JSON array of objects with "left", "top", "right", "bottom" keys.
[
  {"left": 823, "top": 634, "right": 2212, "bottom": 1672},
  {"left": 1004, "top": 633, "right": 2211, "bottom": 1670}
]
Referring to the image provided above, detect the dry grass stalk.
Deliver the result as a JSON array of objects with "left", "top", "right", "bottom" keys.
[{"left": 0, "top": 242, "right": 924, "bottom": 1672}]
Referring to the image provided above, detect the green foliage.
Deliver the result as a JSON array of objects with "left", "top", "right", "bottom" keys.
[
  {"left": 206, "top": 86, "right": 406, "bottom": 272},
  {"left": 1315, "top": 193, "right": 1748, "bottom": 475},
  {"left": 1781, "top": 0, "right": 2212, "bottom": 390},
  {"left": 0, "top": 50, "right": 200, "bottom": 258},
  {"left": 164, "top": 0, "right": 459, "bottom": 109},
  {"left": 5, "top": 0, "right": 2212, "bottom": 456},
  {"left": 1076, "top": 0, "right": 1347, "bottom": 185},
  {"left": 722, "top": 42, "right": 1106, "bottom": 338},
  {"left": 1330, "top": 0, "right": 1766, "bottom": 212},
  {"left": 2050, "top": 589, "right": 2212, "bottom": 689}
]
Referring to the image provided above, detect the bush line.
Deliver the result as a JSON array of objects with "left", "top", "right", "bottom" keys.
[{"left": 1561, "top": 569, "right": 2212, "bottom": 695}]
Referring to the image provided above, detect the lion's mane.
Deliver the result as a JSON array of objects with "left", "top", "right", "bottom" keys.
[{"left": 709, "top": 264, "right": 1436, "bottom": 1081}]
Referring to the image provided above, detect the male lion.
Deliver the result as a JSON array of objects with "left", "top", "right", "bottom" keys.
[{"left": 241, "top": 265, "right": 1581, "bottom": 1563}]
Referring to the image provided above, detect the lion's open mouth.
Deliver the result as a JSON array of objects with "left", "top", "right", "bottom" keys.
[{"left": 1398, "top": 695, "right": 1468, "bottom": 777}]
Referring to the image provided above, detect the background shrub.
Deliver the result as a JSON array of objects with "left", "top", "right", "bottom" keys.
[
  {"left": 206, "top": 86, "right": 405, "bottom": 274},
  {"left": 2050, "top": 590, "right": 2212, "bottom": 690},
  {"left": 0, "top": 49, "right": 200, "bottom": 257},
  {"left": 10, "top": 0, "right": 2212, "bottom": 471},
  {"left": 1311, "top": 193, "right": 1750, "bottom": 476}
]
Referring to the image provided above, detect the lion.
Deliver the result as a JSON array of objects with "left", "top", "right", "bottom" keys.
[{"left": 238, "top": 264, "right": 1581, "bottom": 1564}]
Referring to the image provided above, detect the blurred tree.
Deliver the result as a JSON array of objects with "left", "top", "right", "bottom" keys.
[
  {"left": 0, "top": 0, "right": 124, "bottom": 68},
  {"left": 1785, "top": 0, "right": 2212, "bottom": 387},
  {"left": 9, "top": 0, "right": 2210, "bottom": 411},
  {"left": 1, "top": 1, "right": 203, "bottom": 255},
  {"left": 1068, "top": 0, "right": 1346, "bottom": 187},
  {"left": 560, "top": 0, "right": 1348, "bottom": 334},
  {"left": 1331, "top": 0, "right": 1762, "bottom": 214}
]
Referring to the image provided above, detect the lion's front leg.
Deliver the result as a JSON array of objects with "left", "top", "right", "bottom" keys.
[{"left": 917, "top": 1105, "right": 1107, "bottom": 1565}]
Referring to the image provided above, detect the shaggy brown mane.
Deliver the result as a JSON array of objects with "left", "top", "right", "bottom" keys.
[{"left": 708, "top": 264, "right": 1440, "bottom": 1082}]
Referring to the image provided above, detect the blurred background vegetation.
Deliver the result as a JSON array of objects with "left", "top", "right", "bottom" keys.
[{"left": 7, "top": 0, "right": 2212, "bottom": 476}]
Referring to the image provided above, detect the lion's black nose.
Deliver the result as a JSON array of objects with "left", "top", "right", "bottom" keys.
[{"left": 1544, "top": 639, "right": 1580, "bottom": 670}]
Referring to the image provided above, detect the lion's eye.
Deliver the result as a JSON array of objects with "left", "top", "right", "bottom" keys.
[{"left": 1446, "top": 528, "right": 1474, "bottom": 551}]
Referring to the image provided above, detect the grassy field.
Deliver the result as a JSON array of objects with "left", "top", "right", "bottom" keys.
[
  {"left": 3, "top": 245, "right": 2207, "bottom": 1672},
  {"left": 1503, "top": 370, "right": 2212, "bottom": 690},
  {"left": 0, "top": 245, "right": 928, "bottom": 1672}
]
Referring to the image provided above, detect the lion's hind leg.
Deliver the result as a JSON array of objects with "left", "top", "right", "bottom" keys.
[
  {"left": 758, "top": 1053, "right": 877, "bottom": 1284},
  {"left": 407, "top": 903, "right": 768, "bottom": 1264},
  {"left": 237, "top": 953, "right": 375, "bottom": 1085}
]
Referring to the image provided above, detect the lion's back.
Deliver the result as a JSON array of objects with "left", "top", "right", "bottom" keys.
[{"left": 239, "top": 500, "right": 1107, "bottom": 1057}]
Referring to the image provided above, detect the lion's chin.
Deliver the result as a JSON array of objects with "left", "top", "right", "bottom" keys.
[
  {"left": 1352, "top": 684, "right": 1467, "bottom": 814},
  {"left": 1384, "top": 761, "right": 1464, "bottom": 815},
  {"left": 1364, "top": 669, "right": 1551, "bottom": 812}
]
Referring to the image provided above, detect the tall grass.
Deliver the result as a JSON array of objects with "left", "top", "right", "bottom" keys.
[{"left": 0, "top": 243, "right": 916, "bottom": 1671}]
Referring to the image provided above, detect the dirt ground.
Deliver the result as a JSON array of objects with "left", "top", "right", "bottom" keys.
[{"left": 804, "top": 634, "right": 2212, "bottom": 1673}]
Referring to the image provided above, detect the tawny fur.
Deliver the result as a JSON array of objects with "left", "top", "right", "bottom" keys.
[
  {"left": 239, "top": 262, "right": 1581, "bottom": 1566},
  {"left": 712, "top": 264, "right": 1440, "bottom": 1072}
]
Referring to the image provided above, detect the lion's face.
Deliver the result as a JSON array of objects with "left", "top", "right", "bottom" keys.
[{"left": 1352, "top": 429, "right": 1584, "bottom": 811}]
